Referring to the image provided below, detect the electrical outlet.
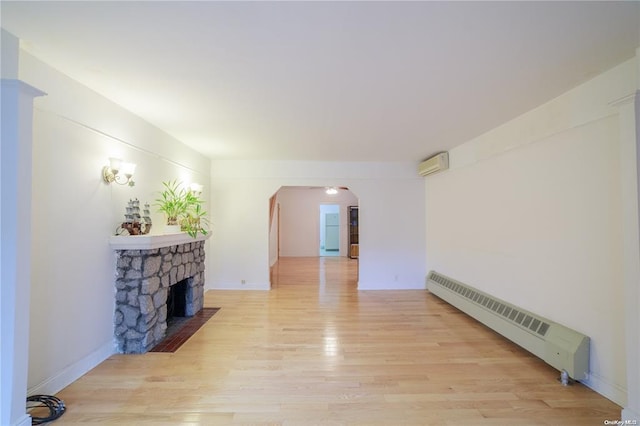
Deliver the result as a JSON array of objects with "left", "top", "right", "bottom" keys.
[{"left": 241, "top": 279, "right": 246, "bottom": 285}]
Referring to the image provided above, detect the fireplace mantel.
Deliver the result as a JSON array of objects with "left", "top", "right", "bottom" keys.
[{"left": 109, "top": 232, "right": 209, "bottom": 250}]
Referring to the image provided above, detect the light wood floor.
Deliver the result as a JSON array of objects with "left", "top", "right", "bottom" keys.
[{"left": 51, "top": 257, "right": 621, "bottom": 425}]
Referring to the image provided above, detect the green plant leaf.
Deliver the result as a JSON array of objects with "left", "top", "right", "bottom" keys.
[{"left": 155, "top": 180, "right": 210, "bottom": 237}]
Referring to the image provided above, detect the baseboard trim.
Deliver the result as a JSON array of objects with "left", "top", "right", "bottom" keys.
[
  {"left": 576, "top": 370, "right": 627, "bottom": 407},
  {"left": 208, "top": 282, "right": 270, "bottom": 290},
  {"left": 13, "top": 414, "right": 31, "bottom": 426},
  {"left": 357, "top": 281, "right": 427, "bottom": 290},
  {"left": 28, "top": 341, "right": 114, "bottom": 396}
]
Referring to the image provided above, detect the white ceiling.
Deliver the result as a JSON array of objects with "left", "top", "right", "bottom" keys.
[{"left": 2, "top": 1, "right": 638, "bottom": 162}]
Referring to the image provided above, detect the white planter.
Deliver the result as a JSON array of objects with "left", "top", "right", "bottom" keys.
[{"left": 163, "top": 224, "right": 181, "bottom": 234}]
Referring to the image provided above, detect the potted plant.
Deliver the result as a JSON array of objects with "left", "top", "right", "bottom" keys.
[
  {"left": 155, "top": 180, "right": 209, "bottom": 237},
  {"left": 180, "top": 190, "right": 210, "bottom": 238}
]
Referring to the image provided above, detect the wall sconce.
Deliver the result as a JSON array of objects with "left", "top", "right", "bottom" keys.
[
  {"left": 189, "top": 183, "right": 204, "bottom": 195},
  {"left": 102, "top": 157, "right": 136, "bottom": 186}
]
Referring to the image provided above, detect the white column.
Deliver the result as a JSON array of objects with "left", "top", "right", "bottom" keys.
[
  {"left": 615, "top": 47, "right": 640, "bottom": 424},
  {"left": 621, "top": 89, "right": 640, "bottom": 423},
  {"left": 1, "top": 78, "right": 45, "bottom": 426},
  {"left": 620, "top": 48, "right": 640, "bottom": 424}
]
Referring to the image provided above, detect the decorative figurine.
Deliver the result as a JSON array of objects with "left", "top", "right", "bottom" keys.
[{"left": 116, "top": 199, "right": 152, "bottom": 235}]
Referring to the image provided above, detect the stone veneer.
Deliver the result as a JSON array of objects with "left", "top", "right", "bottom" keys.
[{"left": 113, "top": 240, "right": 205, "bottom": 353}]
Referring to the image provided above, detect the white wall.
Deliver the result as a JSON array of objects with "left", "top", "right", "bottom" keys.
[
  {"left": 425, "top": 58, "right": 638, "bottom": 406},
  {"left": 18, "top": 52, "right": 211, "bottom": 395},
  {"left": 278, "top": 187, "right": 357, "bottom": 257},
  {"left": 210, "top": 160, "right": 425, "bottom": 290}
]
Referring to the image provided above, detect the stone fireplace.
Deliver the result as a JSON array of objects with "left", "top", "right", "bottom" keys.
[{"left": 110, "top": 234, "right": 208, "bottom": 353}]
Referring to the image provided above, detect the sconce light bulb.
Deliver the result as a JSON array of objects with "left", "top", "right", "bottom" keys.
[
  {"left": 190, "top": 183, "right": 204, "bottom": 194},
  {"left": 109, "top": 157, "right": 123, "bottom": 174},
  {"left": 120, "top": 162, "right": 136, "bottom": 176}
]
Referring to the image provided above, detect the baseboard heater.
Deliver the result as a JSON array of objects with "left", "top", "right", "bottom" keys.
[{"left": 427, "top": 271, "right": 589, "bottom": 380}]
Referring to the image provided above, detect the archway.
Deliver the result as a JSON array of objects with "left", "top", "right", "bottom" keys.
[{"left": 268, "top": 186, "right": 359, "bottom": 286}]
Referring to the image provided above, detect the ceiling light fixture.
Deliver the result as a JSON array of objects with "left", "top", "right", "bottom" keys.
[
  {"left": 102, "top": 157, "right": 136, "bottom": 186},
  {"left": 325, "top": 187, "right": 338, "bottom": 195}
]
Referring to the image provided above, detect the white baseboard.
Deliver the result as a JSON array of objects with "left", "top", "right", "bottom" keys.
[
  {"left": 579, "top": 371, "right": 627, "bottom": 407},
  {"left": 357, "top": 281, "right": 426, "bottom": 290},
  {"left": 13, "top": 414, "right": 31, "bottom": 426},
  {"left": 28, "top": 341, "right": 114, "bottom": 396},
  {"left": 208, "top": 282, "right": 270, "bottom": 290}
]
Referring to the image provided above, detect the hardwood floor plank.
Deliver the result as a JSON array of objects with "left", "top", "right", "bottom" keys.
[{"left": 51, "top": 257, "right": 621, "bottom": 425}]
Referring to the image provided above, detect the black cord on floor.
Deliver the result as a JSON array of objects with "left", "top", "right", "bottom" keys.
[{"left": 26, "top": 394, "right": 66, "bottom": 424}]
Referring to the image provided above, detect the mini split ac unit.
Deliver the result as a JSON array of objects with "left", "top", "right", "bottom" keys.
[{"left": 418, "top": 152, "right": 449, "bottom": 176}]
